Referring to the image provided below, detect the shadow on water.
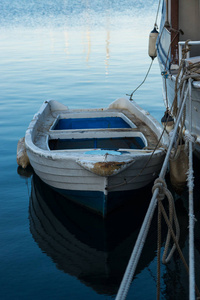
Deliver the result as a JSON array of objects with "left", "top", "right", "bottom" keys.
[{"left": 28, "top": 174, "right": 158, "bottom": 296}]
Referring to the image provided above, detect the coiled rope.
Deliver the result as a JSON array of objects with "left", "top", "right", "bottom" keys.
[
  {"left": 153, "top": 178, "right": 180, "bottom": 264},
  {"left": 153, "top": 176, "right": 199, "bottom": 299},
  {"left": 156, "top": 183, "right": 200, "bottom": 299},
  {"left": 153, "top": 178, "right": 179, "bottom": 300}
]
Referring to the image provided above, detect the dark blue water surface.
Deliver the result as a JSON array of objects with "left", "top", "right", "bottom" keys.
[{"left": 1, "top": 1, "right": 200, "bottom": 299}]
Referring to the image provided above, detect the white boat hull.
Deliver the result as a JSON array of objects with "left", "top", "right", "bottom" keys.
[
  {"left": 157, "top": 0, "right": 200, "bottom": 158},
  {"left": 157, "top": 54, "right": 200, "bottom": 158},
  {"left": 25, "top": 97, "right": 168, "bottom": 216}
]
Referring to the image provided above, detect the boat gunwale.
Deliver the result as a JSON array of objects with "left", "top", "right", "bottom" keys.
[{"left": 25, "top": 98, "right": 169, "bottom": 160}]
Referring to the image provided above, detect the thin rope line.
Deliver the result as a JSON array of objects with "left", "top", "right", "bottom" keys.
[
  {"left": 127, "top": 0, "right": 164, "bottom": 102},
  {"left": 154, "top": 0, "right": 162, "bottom": 28},
  {"left": 127, "top": 59, "right": 154, "bottom": 101}
]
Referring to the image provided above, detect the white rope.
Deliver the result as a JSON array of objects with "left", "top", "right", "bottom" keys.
[
  {"left": 152, "top": 178, "right": 180, "bottom": 264},
  {"left": 188, "top": 78, "right": 196, "bottom": 300},
  {"left": 115, "top": 190, "right": 159, "bottom": 300},
  {"left": 115, "top": 83, "right": 190, "bottom": 300},
  {"left": 184, "top": 131, "right": 196, "bottom": 143}
]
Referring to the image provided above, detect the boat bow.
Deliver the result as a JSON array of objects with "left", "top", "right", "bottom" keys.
[{"left": 77, "top": 150, "right": 135, "bottom": 176}]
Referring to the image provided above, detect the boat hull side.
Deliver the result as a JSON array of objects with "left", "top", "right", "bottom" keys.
[
  {"left": 26, "top": 148, "right": 165, "bottom": 193},
  {"left": 158, "top": 71, "right": 200, "bottom": 157},
  {"left": 26, "top": 147, "right": 165, "bottom": 216},
  {"left": 49, "top": 185, "right": 152, "bottom": 217}
]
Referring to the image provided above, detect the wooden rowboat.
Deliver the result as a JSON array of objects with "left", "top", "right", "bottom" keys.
[{"left": 24, "top": 97, "right": 169, "bottom": 217}]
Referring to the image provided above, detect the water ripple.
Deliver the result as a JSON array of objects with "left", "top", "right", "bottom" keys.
[{"left": 0, "top": 0, "right": 157, "bottom": 29}]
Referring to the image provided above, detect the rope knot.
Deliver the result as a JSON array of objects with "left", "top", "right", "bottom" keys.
[
  {"left": 184, "top": 131, "right": 197, "bottom": 143},
  {"left": 182, "top": 39, "right": 191, "bottom": 58},
  {"left": 152, "top": 178, "right": 167, "bottom": 201}
]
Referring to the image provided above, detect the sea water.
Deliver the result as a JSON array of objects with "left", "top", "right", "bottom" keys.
[{"left": 0, "top": 1, "right": 200, "bottom": 299}]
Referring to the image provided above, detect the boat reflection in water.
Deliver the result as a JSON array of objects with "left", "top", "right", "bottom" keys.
[{"left": 29, "top": 174, "right": 158, "bottom": 295}]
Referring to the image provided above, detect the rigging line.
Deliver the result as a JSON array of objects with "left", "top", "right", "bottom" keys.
[
  {"left": 127, "top": 0, "right": 162, "bottom": 101},
  {"left": 164, "top": 77, "right": 168, "bottom": 109},
  {"left": 127, "top": 17, "right": 166, "bottom": 101},
  {"left": 154, "top": 0, "right": 162, "bottom": 28},
  {"left": 127, "top": 59, "right": 154, "bottom": 101}
]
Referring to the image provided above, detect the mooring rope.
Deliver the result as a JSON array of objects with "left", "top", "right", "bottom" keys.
[
  {"left": 115, "top": 75, "right": 200, "bottom": 300},
  {"left": 115, "top": 190, "right": 159, "bottom": 300},
  {"left": 167, "top": 50, "right": 200, "bottom": 300},
  {"left": 153, "top": 178, "right": 180, "bottom": 299},
  {"left": 156, "top": 192, "right": 200, "bottom": 299},
  {"left": 165, "top": 40, "right": 200, "bottom": 121},
  {"left": 127, "top": 59, "right": 154, "bottom": 101},
  {"left": 160, "top": 41, "right": 200, "bottom": 299},
  {"left": 173, "top": 40, "right": 191, "bottom": 116},
  {"left": 153, "top": 178, "right": 180, "bottom": 264},
  {"left": 157, "top": 196, "right": 162, "bottom": 300},
  {"left": 116, "top": 13, "right": 200, "bottom": 300},
  {"left": 115, "top": 81, "right": 190, "bottom": 300},
  {"left": 168, "top": 80, "right": 187, "bottom": 162},
  {"left": 187, "top": 78, "right": 196, "bottom": 300}
]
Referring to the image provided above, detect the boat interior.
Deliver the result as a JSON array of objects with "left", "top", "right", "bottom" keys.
[
  {"left": 49, "top": 112, "right": 147, "bottom": 151},
  {"left": 33, "top": 107, "right": 159, "bottom": 152}
]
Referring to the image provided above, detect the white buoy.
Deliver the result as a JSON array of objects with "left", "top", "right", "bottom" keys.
[
  {"left": 17, "top": 137, "right": 30, "bottom": 169},
  {"left": 148, "top": 27, "right": 159, "bottom": 59}
]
